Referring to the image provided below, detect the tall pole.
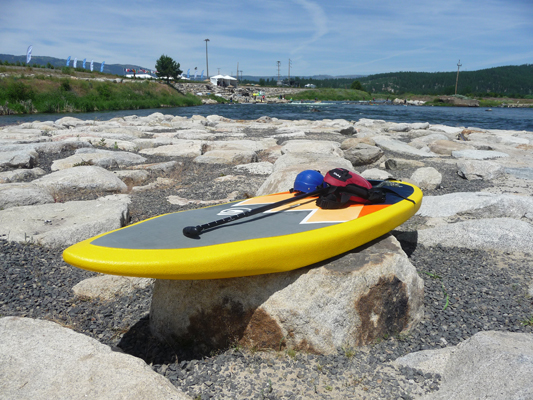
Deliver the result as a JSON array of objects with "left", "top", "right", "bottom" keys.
[
  {"left": 277, "top": 61, "right": 281, "bottom": 85},
  {"left": 288, "top": 59, "right": 292, "bottom": 87},
  {"left": 455, "top": 59, "right": 462, "bottom": 95},
  {"left": 204, "top": 39, "right": 210, "bottom": 79}
]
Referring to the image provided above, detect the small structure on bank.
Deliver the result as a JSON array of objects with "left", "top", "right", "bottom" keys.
[{"left": 210, "top": 75, "right": 238, "bottom": 88}]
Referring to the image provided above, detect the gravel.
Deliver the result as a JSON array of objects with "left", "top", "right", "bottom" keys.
[{"left": 1, "top": 144, "right": 532, "bottom": 399}]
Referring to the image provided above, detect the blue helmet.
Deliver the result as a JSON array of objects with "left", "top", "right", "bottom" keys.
[{"left": 293, "top": 170, "right": 325, "bottom": 193}]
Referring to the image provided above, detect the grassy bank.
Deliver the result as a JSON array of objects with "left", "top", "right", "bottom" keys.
[
  {"left": 287, "top": 88, "right": 371, "bottom": 101},
  {"left": 0, "top": 74, "right": 202, "bottom": 114}
]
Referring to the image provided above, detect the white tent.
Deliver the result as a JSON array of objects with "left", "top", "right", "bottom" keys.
[{"left": 210, "top": 74, "right": 238, "bottom": 88}]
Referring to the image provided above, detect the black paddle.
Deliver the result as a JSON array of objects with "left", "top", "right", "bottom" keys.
[{"left": 183, "top": 187, "right": 327, "bottom": 238}]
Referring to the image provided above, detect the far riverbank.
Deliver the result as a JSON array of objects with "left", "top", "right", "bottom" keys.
[{"left": 2, "top": 101, "right": 532, "bottom": 131}]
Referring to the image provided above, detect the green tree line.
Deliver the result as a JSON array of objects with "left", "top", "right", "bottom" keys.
[
  {"left": 242, "top": 65, "right": 533, "bottom": 98},
  {"left": 358, "top": 64, "right": 533, "bottom": 97}
]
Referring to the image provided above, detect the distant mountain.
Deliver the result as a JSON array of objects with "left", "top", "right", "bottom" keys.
[{"left": 0, "top": 54, "right": 150, "bottom": 76}]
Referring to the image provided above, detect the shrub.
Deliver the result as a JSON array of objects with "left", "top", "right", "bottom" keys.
[
  {"left": 6, "top": 81, "right": 35, "bottom": 101},
  {"left": 60, "top": 78, "right": 71, "bottom": 91},
  {"left": 96, "top": 83, "right": 112, "bottom": 100}
]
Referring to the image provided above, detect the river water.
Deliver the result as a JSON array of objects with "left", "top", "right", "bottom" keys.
[{"left": 1, "top": 102, "right": 532, "bottom": 131}]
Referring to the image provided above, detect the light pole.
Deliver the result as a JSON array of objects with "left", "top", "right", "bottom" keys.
[{"left": 204, "top": 39, "right": 210, "bottom": 79}]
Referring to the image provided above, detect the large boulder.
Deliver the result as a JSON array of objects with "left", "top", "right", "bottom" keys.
[
  {"left": 343, "top": 143, "right": 384, "bottom": 166},
  {"left": 411, "top": 331, "right": 533, "bottom": 400},
  {"left": 428, "top": 140, "right": 474, "bottom": 155},
  {"left": 416, "top": 192, "right": 533, "bottom": 221},
  {"left": 193, "top": 149, "right": 258, "bottom": 165},
  {"left": 409, "top": 167, "right": 442, "bottom": 190},
  {"left": 456, "top": 159, "right": 505, "bottom": 180},
  {"left": 0, "top": 317, "right": 190, "bottom": 400},
  {"left": 150, "top": 235, "right": 424, "bottom": 355},
  {"left": 0, "top": 149, "right": 38, "bottom": 171},
  {"left": 372, "top": 137, "right": 438, "bottom": 157},
  {"left": 0, "top": 195, "right": 130, "bottom": 246},
  {"left": 280, "top": 140, "right": 344, "bottom": 158},
  {"left": 403, "top": 218, "right": 533, "bottom": 253},
  {"left": 32, "top": 166, "right": 128, "bottom": 196},
  {"left": 0, "top": 182, "right": 55, "bottom": 209},
  {"left": 139, "top": 140, "right": 203, "bottom": 158},
  {"left": 0, "top": 167, "right": 46, "bottom": 183},
  {"left": 72, "top": 275, "right": 153, "bottom": 301},
  {"left": 452, "top": 150, "right": 509, "bottom": 160},
  {"left": 51, "top": 149, "right": 147, "bottom": 171}
]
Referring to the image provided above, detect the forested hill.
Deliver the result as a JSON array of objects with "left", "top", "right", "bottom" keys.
[{"left": 358, "top": 64, "right": 533, "bottom": 97}]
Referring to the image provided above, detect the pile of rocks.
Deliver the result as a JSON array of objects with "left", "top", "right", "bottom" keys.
[
  {"left": 172, "top": 82, "right": 305, "bottom": 103},
  {"left": 1, "top": 112, "right": 532, "bottom": 399}
]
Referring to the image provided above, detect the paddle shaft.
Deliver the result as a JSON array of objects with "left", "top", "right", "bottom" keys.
[{"left": 183, "top": 187, "right": 326, "bottom": 238}]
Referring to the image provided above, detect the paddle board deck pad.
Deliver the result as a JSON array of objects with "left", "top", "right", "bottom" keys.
[{"left": 63, "top": 180, "right": 422, "bottom": 280}]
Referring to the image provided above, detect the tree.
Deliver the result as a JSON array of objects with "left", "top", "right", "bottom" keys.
[
  {"left": 350, "top": 80, "right": 366, "bottom": 91},
  {"left": 155, "top": 55, "right": 182, "bottom": 84}
]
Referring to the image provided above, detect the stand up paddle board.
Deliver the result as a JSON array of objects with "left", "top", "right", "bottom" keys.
[{"left": 63, "top": 180, "right": 422, "bottom": 280}]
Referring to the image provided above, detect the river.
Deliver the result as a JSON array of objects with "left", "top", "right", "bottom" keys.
[{"left": 1, "top": 102, "right": 532, "bottom": 131}]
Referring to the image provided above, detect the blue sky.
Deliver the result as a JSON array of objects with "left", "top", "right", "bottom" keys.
[{"left": 1, "top": 0, "right": 532, "bottom": 77}]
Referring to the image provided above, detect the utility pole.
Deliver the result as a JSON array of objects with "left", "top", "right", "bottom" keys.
[
  {"left": 236, "top": 62, "right": 239, "bottom": 81},
  {"left": 217, "top": 67, "right": 220, "bottom": 75},
  {"left": 277, "top": 61, "right": 281, "bottom": 85},
  {"left": 204, "top": 39, "right": 210, "bottom": 79},
  {"left": 288, "top": 59, "right": 292, "bottom": 87},
  {"left": 455, "top": 59, "right": 462, "bottom": 95}
]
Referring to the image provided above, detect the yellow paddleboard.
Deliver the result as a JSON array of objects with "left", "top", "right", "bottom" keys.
[{"left": 63, "top": 181, "right": 422, "bottom": 280}]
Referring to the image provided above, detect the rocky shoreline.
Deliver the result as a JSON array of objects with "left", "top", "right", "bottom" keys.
[{"left": 1, "top": 113, "right": 532, "bottom": 399}]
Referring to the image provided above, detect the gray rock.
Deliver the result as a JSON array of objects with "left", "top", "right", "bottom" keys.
[
  {"left": 452, "top": 149, "right": 509, "bottom": 160},
  {"left": 340, "top": 137, "right": 376, "bottom": 150},
  {"left": 234, "top": 162, "right": 274, "bottom": 175},
  {"left": 0, "top": 316, "right": 190, "bottom": 400},
  {"left": 386, "top": 123, "right": 411, "bottom": 132},
  {"left": 457, "top": 159, "right": 505, "bottom": 180},
  {"left": 409, "top": 167, "right": 442, "bottom": 190},
  {"left": 0, "top": 150, "right": 38, "bottom": 170},
  {"left": 32, "top": 166, "right": 128, "bottom": 195},
  {"left": 150, "top": 235, "right": 424, "bottom": 355},
  {"left": 280, "top": 140, "right": 344, "bottom": 158},
  {"left": 0, "top": 167, "right": 46, "bottom": 183},
  {"left": 372, "top": 136, "right": 438, "bottom": 157},
  {"left": 129, "top": 161, "right": 180, "bottom": 173},
  {"left": 343, "top": 144, "right": 384, "bottom": 166},
  {"left": 394, "top": 347, "right": 455, "bottom": 376},
  {"left": 409, "top": 218, "right": 533, "bottom": 253},
  {"left": 428, "top": 140, "right": 474, "bottom": 155},
  {"left": 139, "top": 141, "right": 203, "bottom": 158},
  {"left": 0, "top": 183, "right": 55, "bottom": 210},
  {"left": 72, "top": 275, "right": 153, "bottom": 300},
  {"left": 55, "top": 116, "right": 87, "bottom": 127},
  {"left": 360, "top": 168, "right": 393, "bottom": 180},
  {"left": 420, "top": 331, "right": 533, "bottom": 400},
  {"left": 0, "top": 195, "right": 130, "bottom": 246},
  {"left": 113, "top": 170, "right": 150, "bottom": 187},
  {"left": 417, "top": 192, "right": 533, "bottom": 221},
  {"left": 193, "top": 149, "right": 258, "bottom": 165},
  {"left": 51, "top": 150, "right": 147, "bottom": 171},
  {"left": 505, "top": 167, "right": 533, "bottom": 181}
]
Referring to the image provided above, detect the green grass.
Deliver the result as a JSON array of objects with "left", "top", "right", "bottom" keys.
[
  {"left": 0, "top": 75, "right": 202, "bottom": 114},
  {"left": 288, "top": 88, "right": 371, "bottom": 101}
]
